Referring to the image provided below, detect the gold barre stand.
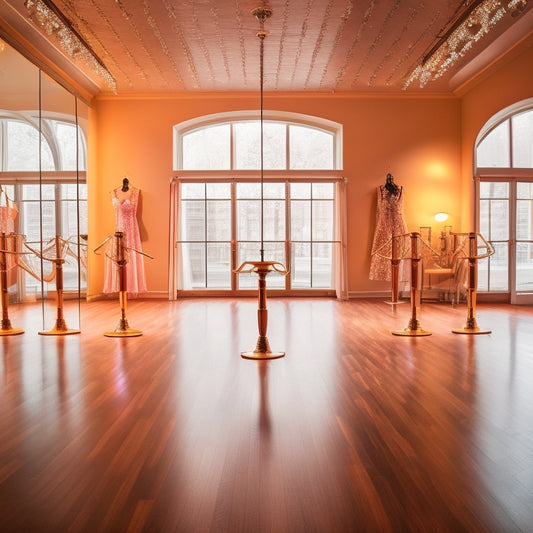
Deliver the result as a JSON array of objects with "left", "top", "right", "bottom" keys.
[
  {"left": 452, "top": 232, "right": 493, "bottom": 335},
  {"left": 0, "top": 232, "right": 24, "bottom": 335},
  {"left": 234, "top": 260, "right": 288, "bottom": 360},
  {"left": 392, "top": 232, "right": 431, "bottom": 336},
  {"left": 102, "top": 232, "right": 143, "bottom": 337},
  {"left": 34, "top": 236, "right": 80, "bottom": 336},
  {"left": 386, "top": 235, "right": 406, "bottom": 305},
  {"left": 371, "top": 234, "right": 406, "bottom": 305}
]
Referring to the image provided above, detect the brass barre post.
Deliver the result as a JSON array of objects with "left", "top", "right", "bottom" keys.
[
  {"left": 452, "top": 232, "right": 491, "bottom": 334},
  {"left": 0, "top": 232, "right": 23, "bottom": 335},
  {"left": 392, "top": 232, "right": 431, "bottom": 336},
  {"left": 240, "top": 261, "right": 285, "bottom": 360},
  {"left": 39, "top": 235, "right": 80, "bottom": 335},
  {"left": 385, "top": 235, "right": 405, "bottom": 305},
  {"left": 104, "top": 231, "right": 142, "bottom": 337},
  {"left": 391, "top": 236, "right": 399, "bottom": 303}
]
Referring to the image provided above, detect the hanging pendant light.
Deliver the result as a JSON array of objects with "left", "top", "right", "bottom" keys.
[{"left": 234, "top": 5, "right": 288, "bottom": 360}]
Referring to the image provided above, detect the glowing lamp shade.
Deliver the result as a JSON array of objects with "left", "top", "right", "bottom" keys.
[{"left": 435, "top": 212, "right": 449, "bottom": 223}]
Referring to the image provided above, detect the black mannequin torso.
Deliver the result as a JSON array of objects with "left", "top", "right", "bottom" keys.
[{"left": 384, "top": 173, "right": 399, "bottom": 196}]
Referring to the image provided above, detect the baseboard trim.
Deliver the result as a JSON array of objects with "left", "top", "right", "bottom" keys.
[
  {"left": 87, "top": 291, "right": 170, "bottom": 302},
  {"left": 348, "top": 290, "right": 393, "bottom": 299}
]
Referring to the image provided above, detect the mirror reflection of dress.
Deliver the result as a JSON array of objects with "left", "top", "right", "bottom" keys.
[
  {"left": 369, "top": 175, "right": 408, "bottom": 281},
  {"left": 0, "top": 187, "right": 20, "bottom": 287},
  {"left": 103, "top": 183, "right": 146, "bottom": 296}
]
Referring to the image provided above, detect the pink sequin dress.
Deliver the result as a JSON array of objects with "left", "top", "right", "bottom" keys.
[
  {"left": 103, "top": 187, "right": 147, "bottom": 296},
  {"left": 369, "top": 185, "right": 408, "bottom": 281}
]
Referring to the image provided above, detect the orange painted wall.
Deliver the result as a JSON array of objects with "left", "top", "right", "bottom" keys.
[{"left": 90, "top": 93, "right": 462, "bottom": 298}]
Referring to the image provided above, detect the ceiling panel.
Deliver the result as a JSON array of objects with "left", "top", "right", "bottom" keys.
[{"left": 1, "top": 0, "right": 532, "bottom": 96}]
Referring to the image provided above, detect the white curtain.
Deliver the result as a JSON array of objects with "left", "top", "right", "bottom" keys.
[
  {"left": 334, "top": 178, "right": 349, "bottom": 300},
  {"left": 168, "top": 179, "right": 179, "bottom": 299}
]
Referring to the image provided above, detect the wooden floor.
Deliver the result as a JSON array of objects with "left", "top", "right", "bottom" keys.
[{"left": 1, "top": 297, "right": 533, "bottom": 532}]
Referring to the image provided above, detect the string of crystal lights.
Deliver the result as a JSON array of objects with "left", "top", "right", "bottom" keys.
[
  {"left": 24, "top": 0, "right": 116, "bottom": 92},
  {"left": 405, "top": 0, "right": 529, "bottom": 88}
]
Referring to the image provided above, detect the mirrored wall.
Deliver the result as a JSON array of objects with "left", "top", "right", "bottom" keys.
[{"left": 0, "top": 40, "right": 87, "bottom": 331}]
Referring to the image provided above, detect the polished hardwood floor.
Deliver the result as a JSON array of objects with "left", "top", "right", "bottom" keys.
[{"left": 1, "top": 296, "right": 533, "bottom": 532}]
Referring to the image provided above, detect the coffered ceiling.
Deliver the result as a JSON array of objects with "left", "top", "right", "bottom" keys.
[{"left": 1, "top": 0, "right": 532, "bottom": 98}]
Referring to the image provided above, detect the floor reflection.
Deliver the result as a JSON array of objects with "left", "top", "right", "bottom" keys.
[{"left": 257, "top": 360, "right": 271, "bottom": 440}]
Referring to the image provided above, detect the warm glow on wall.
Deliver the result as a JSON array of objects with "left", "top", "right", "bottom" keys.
[
  {"left": 435, "top": 212, "right": 449, "bottom": 222},
  {"left": 426, "top": 161, "right": 449, "bottom": 179}
]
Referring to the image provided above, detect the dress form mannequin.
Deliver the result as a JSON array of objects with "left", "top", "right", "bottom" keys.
[
  {"left": 369, "top": 173, "right": 408, "bottom": 281},
  {"left": 103, "top": 177, "right": 147, "bottom": 296}
]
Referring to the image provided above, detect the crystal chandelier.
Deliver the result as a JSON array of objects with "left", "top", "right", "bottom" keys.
[
  {"left": 24, "top": 0, "right": 116, "bottom": 92},
  {"left": 405, "top": 0, "right": 530, "bottom": 88}
]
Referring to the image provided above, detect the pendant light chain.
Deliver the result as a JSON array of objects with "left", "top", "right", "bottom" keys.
[
  {"left": 235, "top": 6, "right": 287, "bottom": 360},
  {"left": 259, "top": 27, "right": 265, "bottom": 262},
  {"left": 253, "top": 6, "right": 272, "bottom": 262}
]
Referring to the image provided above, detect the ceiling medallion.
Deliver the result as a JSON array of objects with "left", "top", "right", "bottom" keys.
[
  {"left": 24, "top": 0, "right": 116, "bottom": 92},
  {"left": 405, "top": 0, "right": 529, "bottom": 88}
]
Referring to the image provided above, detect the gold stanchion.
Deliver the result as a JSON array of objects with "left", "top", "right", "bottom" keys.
[
  {"left": 389, "top": 236, "right": 400, "bottom": 304},
  {"left": 372, "top": 234, "right": 407, "bottom": 305},
  {"left": 102, "top": 232, "right": 143, "bottom": 337},
  {"left": 392, "top": 232, "right": 431, "bottom": 336},
  {"left": 0, "top": 233, "right": 24, "bottom": 336},
  {"left": 452, "top": 232, "right": 493, "bottom": 335},
  {"left": 235, "top": 261, "right": 288, "bottom": 359},
  {"left": 34, "top": 236, "right": 80, "bottom": 336}
]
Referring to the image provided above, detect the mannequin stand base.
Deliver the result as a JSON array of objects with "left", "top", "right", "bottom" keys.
[
  {"left": 0, "top": 326, "right": 24, "bottom": 336},
  {"left": 241, "top": 336, "right": 285, "bottom": 360},
  {"left": 452, "top": 327, "right": 491, "bottom": 335},
  {"left": 392, "top": 319, "right": 431, "bottom": 336},
  {"left": 39, "top": 328, "right": 80, "bottom": 336},
  {"left": 38, "top": 318, "right": 80, "bottom": 336},
  {"left": 104, "top": 327, "right": 143, "bottom": 338},
  {"left": 104, "top": 318, "right": 142, "bottom": 337},
  {"left": 241, "top": 350, "right": 285, "bottom": 360},
  {"left": 452, "top": 317, "right": 491, "bottom": 335},
  {"left": 392, "top": 327, "right": 432, "bottom": 337}
]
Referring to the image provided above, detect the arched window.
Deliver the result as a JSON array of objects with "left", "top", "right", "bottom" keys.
[
  {"left": 0, "top": 111, "right": 87, "bottom": 299},
  {"left": 476, "top": 107, "right": 533, "bottom": 169},
  {"left": 170, "top": 111, "right": 347, "bottom": 298},
  {"left": 475, "top": 98, "right": 533, "bottom": 304}
]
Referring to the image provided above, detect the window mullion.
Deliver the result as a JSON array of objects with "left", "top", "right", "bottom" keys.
[
  {"left": 310, "top": 186, "right": 314, "bottom": 288},
  {"left": 230, "top": 123, "right": 235, "bottom": 170},
  {"left": 285, "top": 180, "right": 291, "bottom": 290},
  {"left": 204, "top": 183, "right": 208, "bottom": 289},
  {"left": 509, "top": 119, "right": 513, "bottom": 168},
  {"left": 286, "top": 124, "right": 290, "bottom": 170},
  {"left": 231, "top": 181, "right": 237, "bottom": 291},
  {"left": 55, "top": 183, "right": 62, "bottom": 236}
]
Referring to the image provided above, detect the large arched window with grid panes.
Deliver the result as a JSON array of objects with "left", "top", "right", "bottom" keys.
[
  {"left": 0, "top": 110, "right": 87, "bottom": 302},
  {"left": 170, "top": 111, "right": 347, "bottom": 299},
  {"left": 475, "top": 98, "right": 533, "bottom": 304}
]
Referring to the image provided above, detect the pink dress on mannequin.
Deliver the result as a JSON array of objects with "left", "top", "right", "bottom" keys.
[
  {"left": 103, "top": 186, "right": 146, "bottom": 296},
  {"left": 369, "top": 182, "right": 408, "bottom": 281},
  {"left": 0, "top": 189, "right": 20, "bottom": 286}
]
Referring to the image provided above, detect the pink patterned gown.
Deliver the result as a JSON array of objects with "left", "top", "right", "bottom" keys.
[
  {"left": 369, "top": 185, "right": 408, "bottom": 281},
  {"left": 103, "top": 187, "right": 147, "bottom": 296},
  {"left": 0, "top": 197, "right": 20, "bottom": 287}
]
